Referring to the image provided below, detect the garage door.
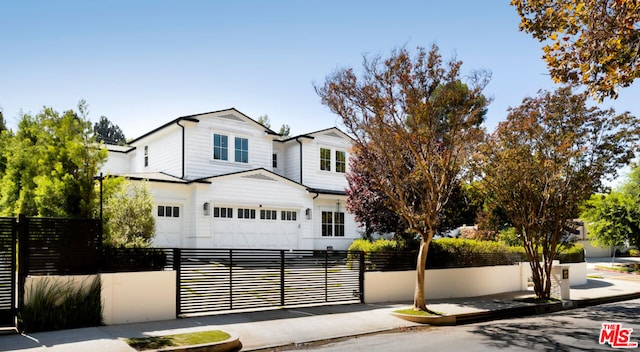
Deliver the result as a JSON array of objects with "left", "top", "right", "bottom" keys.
[
  {"left": 213, "top": 207, "right": 299, "bottom": 249},
  {"left": 154, "top": 204, "right": 183, "bottom": 247}
]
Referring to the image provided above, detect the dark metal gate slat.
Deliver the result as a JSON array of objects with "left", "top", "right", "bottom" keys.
[{"left": 178, "top": 249, "right": 363, "bottom": 316}]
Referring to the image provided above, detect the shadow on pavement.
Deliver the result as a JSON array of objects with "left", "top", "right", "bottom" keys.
[
  {"left": 469, "top": 300, "right": 639, "bottom": 351},
  {"left": 571, "top": 278, "right": 613, "bottom": 290}
]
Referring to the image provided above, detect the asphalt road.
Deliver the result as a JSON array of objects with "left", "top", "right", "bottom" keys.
[{"left": 280, "top": 298, "right": 640, "bottom": 352}]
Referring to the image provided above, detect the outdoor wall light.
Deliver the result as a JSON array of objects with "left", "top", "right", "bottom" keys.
[
  {"left": 305, "top": 208, "right": 312, "bottom": 220},
  {"left": 203, "top": 202, "right": 210, "bottom": 216}
]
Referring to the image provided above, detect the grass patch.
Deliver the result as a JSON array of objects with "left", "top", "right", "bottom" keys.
[
  {"left": 588, "top": 274, "right": 604, "bottom": 279},
  {"left": 394, "top": 308, "right": 443, "bottom": 316},
  {"left": 126, "top": 330, "right": 231, "bottom": 351},
  {"left": 514, "top": 297, "right": 560, "bottom": 304},
  {"left": 595, "top": 265, "right": 635, "bottom": 273}
]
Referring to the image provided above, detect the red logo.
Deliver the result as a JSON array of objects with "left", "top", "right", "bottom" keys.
[{"left": 600, "top": 323, "right": 638, "bottom": 348}]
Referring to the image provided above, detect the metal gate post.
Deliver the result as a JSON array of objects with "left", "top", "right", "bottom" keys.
[
  {"left": 359, "top": 251, "right": 365, "bottom": 303},
  {"left": 17, "top": 215, "right": 28, "bottom": 314},
  {"left": 280, "top": 250, "right": 285, "bottom": 306},
  {"left": 173, "top": 248, "right": 181, "bottom": 317},
  {"left": 324, "top": 250, "right": 329, "bottom": 302},
  {"left": 229, "top": 249, "right": 233, "bottom": 310}
]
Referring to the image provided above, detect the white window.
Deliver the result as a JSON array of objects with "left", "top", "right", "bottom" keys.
[
  {"left": 322, "top": 211, "right": 345, "bottom": 237},
  {"left": 272, "top": 153, "right": 278, "bottom": 168},
  {"left": 157, "top": 205, "right": 180, "bottom": 218},
  {"left": 213, "top": 207, "right": 233, "bottom": 218},
  {"left": 320, "top": 148, "right": 331, "bottom": 171},
  {"left": 144, "top": 146, "right": 149, "bottom": 167},
  {"left": 260, "top": 209, "right": 277, "bottom": 220},
  {"left": 336, "top": 150, "right": 346, "bottom": 173},
  {"left": 234, "top": 137, "right": 249, "bottom": 163},
  {"left": 213, "top": 134, "right": 229, "bottom": 161}
]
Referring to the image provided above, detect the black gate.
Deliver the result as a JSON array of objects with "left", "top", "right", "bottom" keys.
[
  {"left": 0, "top": 218, "right": 17, "bottom": 327},
  {"left": 176, "top": 249, "right": 364, "bottom": 316}
]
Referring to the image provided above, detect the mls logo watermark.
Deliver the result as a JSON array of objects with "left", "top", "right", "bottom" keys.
[{"left": 600, "top": 323, "right": 639, "bottom": 348}]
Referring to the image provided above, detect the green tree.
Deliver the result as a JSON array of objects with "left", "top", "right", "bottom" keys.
[
  {"left": 278, "top": 124, "right": 291, "bottom": 137},
  {"left": 479, "top": 86, "right": 639, "bottom": 299},
  {"left": 0, "top": 110, "right": 6, "bottom": 132},
  {"left": 581, "top": 165, "right": 640, "bottom": 249},
  {"left": 511, "top": 0, "right": 640, "bottom": 99},
  {"left": 317, "top": 45, "right": 490, "bottom": 312},
  {"left": 0, "top": 103, "right": 107, "bottom": 217},
  {"left": 93, "top": 115, "right": 126, "bottom": 145},
  {"left": 257, "top": 114, "right": 271, "bottom": 128},
  {"left": 102, "top": 177, "right": 156, "bottom": 248}
]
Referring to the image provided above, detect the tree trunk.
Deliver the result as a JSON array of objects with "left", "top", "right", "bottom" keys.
[{"left": 413, "top": 238, "right": 431, "bottom": 311}]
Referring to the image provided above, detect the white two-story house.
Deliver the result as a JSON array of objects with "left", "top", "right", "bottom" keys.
[{"left": 101, "top": 108, "right": 360, "bottom": 250}]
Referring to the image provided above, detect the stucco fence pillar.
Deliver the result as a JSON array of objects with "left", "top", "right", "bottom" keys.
[{"left": 24, "top": 271, "right": 176, "bottom": 325}]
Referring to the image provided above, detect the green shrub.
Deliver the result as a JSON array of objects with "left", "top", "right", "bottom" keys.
[
  {"left": 497, "top": 227, "right": 521, "bottom": 246},
  {"left": 19, "top": 276, "right": 102, "bottom": 333}
]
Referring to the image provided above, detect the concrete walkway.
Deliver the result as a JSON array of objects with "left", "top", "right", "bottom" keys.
[{"left": 1, "top": 264, "right": 639, "bottom": 352}]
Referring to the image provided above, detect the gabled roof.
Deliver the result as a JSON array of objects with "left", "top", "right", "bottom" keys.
[
  {"left": 113, "top": 172, "right": 211, "bottom": 184},
  {"left": 128, "top": 108, "right": 279, "bottom": 144},
  {"left": 279, "top": 126, "right": 354, "bottom": 143},
  {"left": 192, "top": 168, "right": 308, "bottom": 191}
]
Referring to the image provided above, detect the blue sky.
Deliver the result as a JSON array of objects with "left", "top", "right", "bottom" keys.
[{"left": 1, "top": 0, "right": 638, "bottom": 139}]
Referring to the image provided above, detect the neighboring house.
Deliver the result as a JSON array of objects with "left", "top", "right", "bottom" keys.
[{"left": 101, "top": 108, "right": 360, "bottom": 250}]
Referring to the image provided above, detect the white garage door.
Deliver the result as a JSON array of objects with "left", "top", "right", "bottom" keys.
[
  {"left": 153, "top": 204, "right": 183, "bottom": 247},
  {"left": 212, "top": 207, "right": 299, "bottom": 249}
]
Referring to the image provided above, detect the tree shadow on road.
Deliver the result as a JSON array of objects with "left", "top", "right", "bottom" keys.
[{"left": 469, "top": 301, "right": 639, "bottom": 351}]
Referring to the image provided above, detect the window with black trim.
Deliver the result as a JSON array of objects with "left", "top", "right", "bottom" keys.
[
  {"left": 260, "top": 209, "right": 277, "bottom": 220},
  {"left": 272, "top": 153, "right": 278, "bottom": 168},
  {"left": 238, "top": 208, "right": 256, "bottom": 219},
  {"left": 213, "top": 207, "right": 233, "bottom": 218},
  {"left": 281, "top": 211, "right": 297, "bottom": 221},
  {"left": 157, "top": 205, "right": 180, "bottom": 218},
  {"left": 321, "top": 211, "right": 344, "bottom": 236}
]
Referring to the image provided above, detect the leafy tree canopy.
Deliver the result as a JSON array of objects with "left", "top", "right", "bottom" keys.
[
  {"left": 317, "top": 45, "right": 490, "bottom": 311},
  {"left": 581, "top": 165, "right": 640, "bottom": 249},
  {"left": 279, "top": 124, "right": 290, "bottom": 137},
  {"left": 101, "top": 177, "right": 156, "bottom": 248},
  {"left": 512, "top": 0, "right": 640, "bottom": 99},
  {"left": 0, "top": 110, "right": 6, "bottom": 132},
  {"left": 94, "top": 115, "right": 126, "bottom": 145},
  {"left": 479, "top": 86, "right": 640, "bottom": 299},
  {"left": 0, "top": 101, "right": 107, "bottom": 217},
  {"left": 257, "top": 114, "right": 271, "bottom": 128}
]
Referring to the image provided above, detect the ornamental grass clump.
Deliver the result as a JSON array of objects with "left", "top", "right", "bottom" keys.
[{"left": 19, "top": 276, "right": 102, "bottom": 332}]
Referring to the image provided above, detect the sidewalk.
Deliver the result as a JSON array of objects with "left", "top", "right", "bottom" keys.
[{"left": 1, "top": 273, "right": 639, "bottom": 352}]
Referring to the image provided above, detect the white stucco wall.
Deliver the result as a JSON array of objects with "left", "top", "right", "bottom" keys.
[
  {"left": 101, "top": 271, "right": 176, "bottom": 325},
  {"left": 364, "top": 262, "right": 587, "bottom": 303}
]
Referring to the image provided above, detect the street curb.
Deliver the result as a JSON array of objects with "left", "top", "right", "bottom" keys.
[
  {"left": 140, "top": 332, "right": 241, "bottom": 352},
  {"left": 246, "top": 292, "right": 640, "bottom": 351}
]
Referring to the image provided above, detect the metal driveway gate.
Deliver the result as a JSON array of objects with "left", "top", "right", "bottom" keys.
[
  {"left": 176, "top": 249, "right": 364, "bottom": 316},
  {"left": 0, "top": 218, "right": 17, "bottom": 327}
]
